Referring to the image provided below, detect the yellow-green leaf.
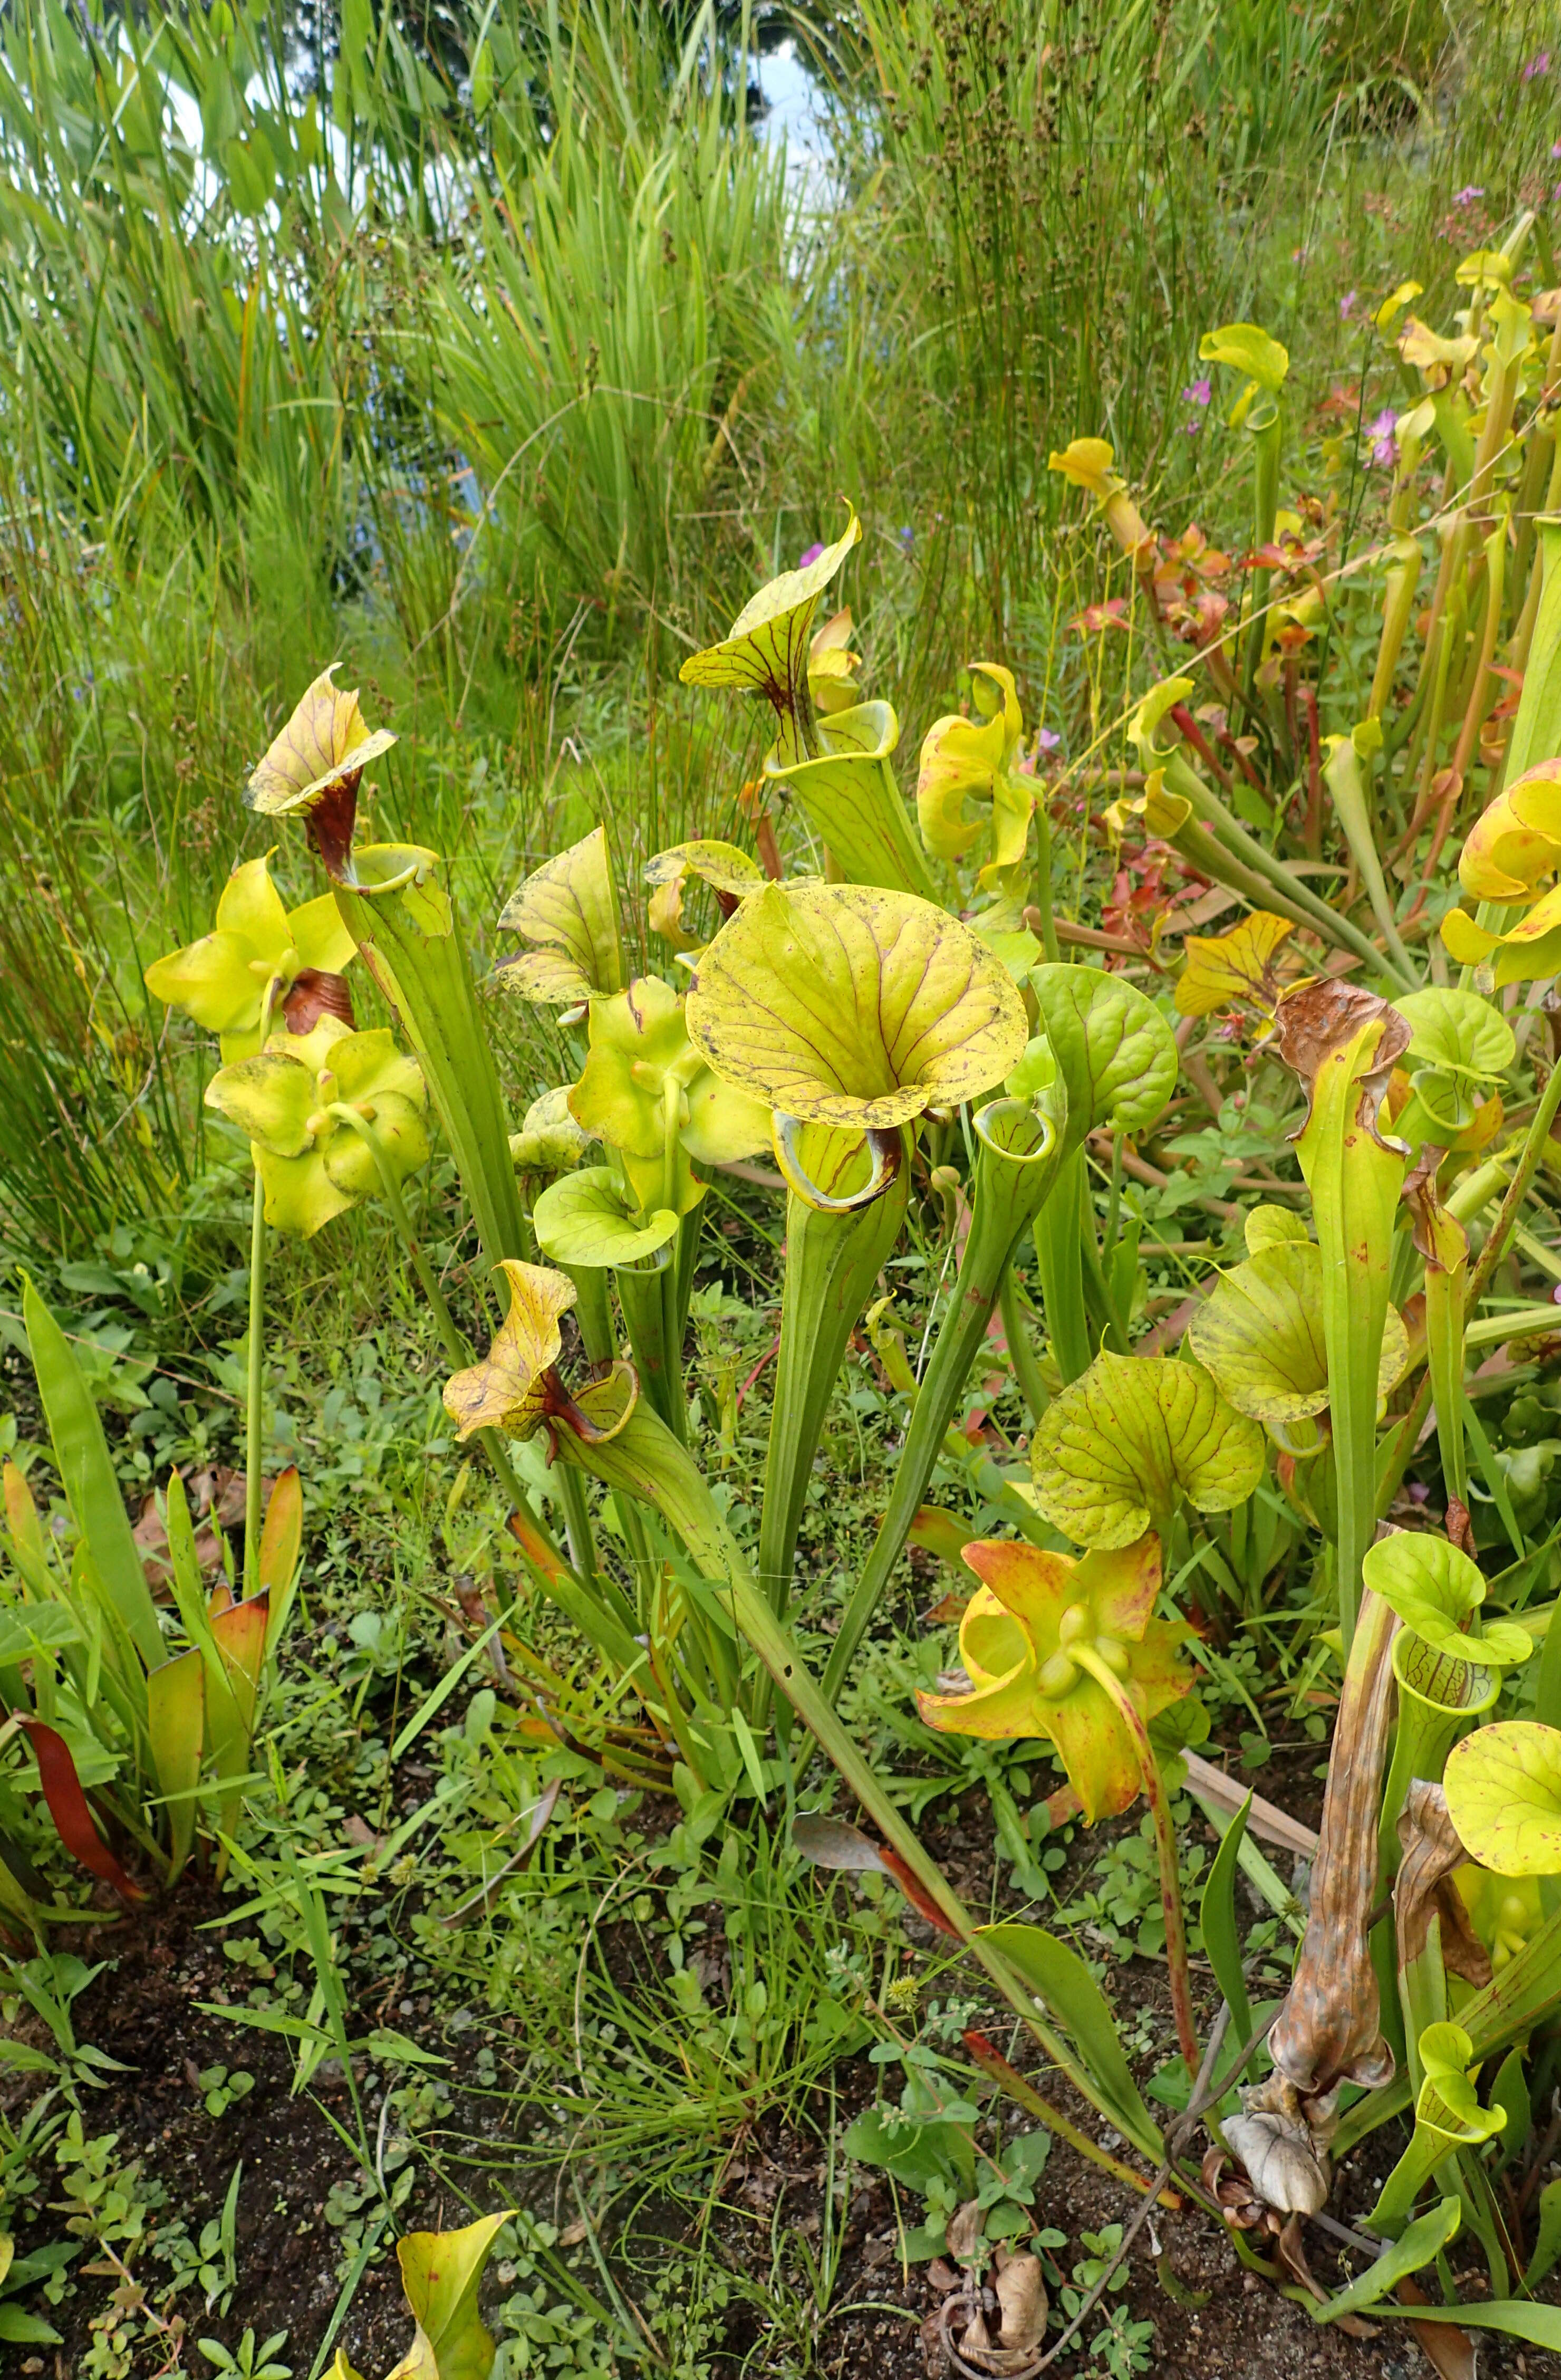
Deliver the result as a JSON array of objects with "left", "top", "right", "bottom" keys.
[
  {"left": 643, "top": 840, "right": 765, "bottom": 951},
  {"left": 1368, "top": 2023, "right": 1506, "bottom": 2234},
  {"left": 1028, "top": 965, "right": 1178, "bottom": 1157},
  {"left": 532, "top": 1167, "right": 681, "bottom": 1269},
  {"left": 763, "top": 700, "right": 938, "bottom": 899},
  {"left": 643, "top": 840, "right": 765, "bottom": 900},
  {"left": 1245, "top": 1204, "right": 1309, "bottom": 1253},
  {"left": 679, "top": 510, "right": 861, "bottom": 765},
  {"left": 387, "top": 2210, "right": 512, "bottom": 2380},
  {"left": 1188, "top": 1242, "right": 1408, "bottom": 1429},
  {"left": 1173, "top": 911, "right": 1296, "bottom": 1019},
  {"left": 686, "top": 881, "right": 1026, "bottom": 1129},
  {"left": 442, "top": 1263, "right": 574, "bottom": 1444},
  {"left": 1198, "top": 321, "right": 1289, "bottom": 392},
  {"left": 495, "top": 827, "right": 625, "bottom": 1006},
  {"left": 1444, "top": 1723, "right": 1561, "bottom": 1875},
  {"left": 1393, "top": 989, "right": 1514, "bottom": 1081},
  {"left": 1030, "top": 1351, "right": 1265, "bottom": 1547},
  {"left": 245, "top": 666, "right": 397, "bottom": 816},
  {"left": 1363, "top": 1532, "right": 1530, "bottom": 1669}
]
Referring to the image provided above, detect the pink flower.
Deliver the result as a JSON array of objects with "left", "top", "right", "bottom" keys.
[
  {"left": 1181, "top": 378, "right": 1211, "bottom": 407},
  {"left": 1452, "top": 185, "right": 1486, "bottom": 206},
  {"left": 1036, "top": 727, "right": 1062, "bottom": 752},
  {"left": 1339, "top": 290, "right": 1358, "bottom": 319},
  {"left": 797, "top": 542, "right": 825, "bottom": 568},
  {"left": 1366, "top": 407, "right": 1399, "bottom": 468},
  {"left": 1524, "top": 49, "right": 1551, "bottom": 78}
]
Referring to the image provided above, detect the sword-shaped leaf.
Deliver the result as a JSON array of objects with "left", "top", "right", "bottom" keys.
[
  {"left": 147, "top": 1650, "right": 204, "bottom": 1881},
  {"left": 21, "top": 1275, "right": 163, "bottom": 1675}
]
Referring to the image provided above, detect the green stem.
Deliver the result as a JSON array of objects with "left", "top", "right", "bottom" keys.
[
  {"left": 822, "top": 1108, "right": 1063, "bottom": 1704},
  {"left": 243, "top": 975, "right": 282, "bottom": 1597},
  {"left": 1463, "top": 1060, "right": 1561, "bottom": 1320},
  {"left": 998, "top": 1264, "right": 1049, "bottom": 1426},
  {"left": 557, "top": 1404, "right": 1165, "bottom": 2165},
  {"left": 1033, "top": 1153, "right": 1093, "bottom": 1382},
  {"left": 564, "top": 1263, "right": 616, "bottom": 1365},
  {"left": 1030, "top": 797, "right": 1061, "bottom": 964},
  {"left": 1323, "top": 736, "right": 1415, "bottom": 980},
  {"left": 1241, "top": 401, "right": 1282, "bottom": 708},
  {"left": 759, "top": 1151, "right": 909, "bottom": 1616},
  {"left": 330, "top": 857, "right": 529, "bottom": 1274},
  {"left": 325, "top": 1105, "right": 611, "bottom": 1645},
  {"left": 659, "top": 1253, "right": 689, "bottom": 1446},
  {"left": 615, "top": 1258, "right": 686, "bottom": 1444},
  {"left": 244, "top": 1163, "right": 266, "bottom": 1600},
  {"left": 1159, "top": 749, "right": 1413, "bottom": 990}
]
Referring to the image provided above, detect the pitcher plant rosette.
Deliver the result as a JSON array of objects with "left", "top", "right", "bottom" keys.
[{"left": 21, "top": 266, "right": 1561, "bottom": 2350}]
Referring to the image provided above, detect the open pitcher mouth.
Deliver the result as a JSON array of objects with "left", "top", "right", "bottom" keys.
[
  {"left": 971, "top": 1095, "right": 1057, "bottom": 1165},
  {"left": 771, "top": 1114, "right": 903, "bottom": 1210}
]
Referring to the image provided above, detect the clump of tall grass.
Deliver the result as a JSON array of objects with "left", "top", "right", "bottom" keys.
[{"left": 818, "top": 0, "right": 1561, "bottom": 664}]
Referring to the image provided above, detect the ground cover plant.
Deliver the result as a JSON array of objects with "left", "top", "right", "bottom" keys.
[{"left": 14, "top": 2, "right": 1561, "bottom": 2377}]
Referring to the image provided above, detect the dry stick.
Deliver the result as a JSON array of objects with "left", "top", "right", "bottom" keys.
[
  {"left": 963, "top": 2032, "right": 1182, "bottom": 2211},
  {"left": 1032, "top": 2005, "right": 1265, "bottom": 2373}
]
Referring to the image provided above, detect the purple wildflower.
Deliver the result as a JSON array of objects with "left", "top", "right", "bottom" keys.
[
  {"left": 1036, "top": 727, "right": 1062, "bottom": 752},
  {"left": 798, "top": 542, "right": 825, "bottom": 568},
  {"left": 1452, "top": 185, "right": 1486, "bottom": 206},
  {"left": 1366, "top": 407, "right": 1398, "bottom": 468},
  {"left": 1181, "top": 378, "right": 1211, "bottom": 407},
  {"left": 1339, "top": 290, "right": 1358, "bottom": 319},
  {"left": 1524, "top": 49, "right": 1551, "bottom": 78}
]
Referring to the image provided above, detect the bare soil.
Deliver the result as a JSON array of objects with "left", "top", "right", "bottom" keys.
[{"left": 16, "top": 1831, "right": 1561, "bottom": 2380}]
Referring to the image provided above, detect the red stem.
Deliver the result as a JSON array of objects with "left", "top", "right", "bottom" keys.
[{"left": 1074, "top": 1648, "right": 1200, "bottom": 2079}]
